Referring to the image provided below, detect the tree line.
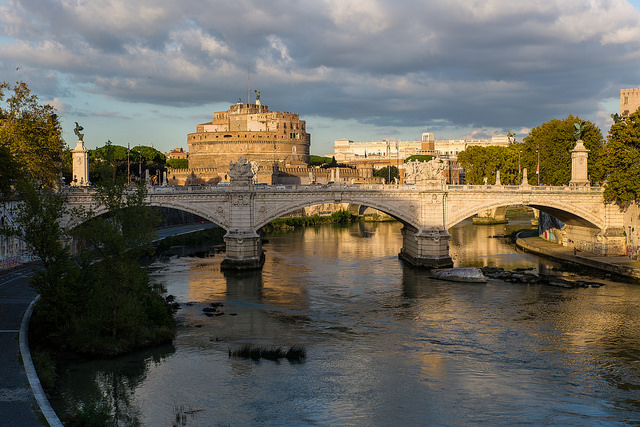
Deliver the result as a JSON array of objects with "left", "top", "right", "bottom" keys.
[{"left": 457, "top": 112, "right": 640, "bottom": 206}]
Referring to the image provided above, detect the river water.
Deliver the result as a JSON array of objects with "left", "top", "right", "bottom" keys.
[{"left": 52, "top": 216, "right": 640, "bottom": 426}]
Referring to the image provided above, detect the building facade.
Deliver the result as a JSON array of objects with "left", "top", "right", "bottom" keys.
[
  {"left": 187, "top": 99, "right": 310, "bottom": 172},
  {"left": 330, "top": 133, "right": 510, "bottom": 162},
  {"left": 620, "top": 88, "right": 640, "bottom": 117}
]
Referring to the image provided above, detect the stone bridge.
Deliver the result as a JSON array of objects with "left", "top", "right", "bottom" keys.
[{"left": 63, "top": 158, "right": 625, "bottom": 270}]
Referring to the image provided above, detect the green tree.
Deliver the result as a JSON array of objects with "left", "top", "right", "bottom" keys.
[
  {"left": 1, "top": 178, "right": 88, "bottom": 343},
  {"left": 603, "top": 109, "right": 640, "bottom": 205},
  {"left": 73, "top": 179, "right": 170, "bottom": 353},
  {"left": 522, "top": 115, "right": 605, "bottom": 185},
  {"left": 90, "top": 143, "right": 167, "bottom": 185},
  {"left": 2, "top": 175, "right": 173, "bottom": 357},
  {"left": 373, "top": 166, "right": 399, "bottom": 183},
  {"left": 309, "top": 155, "right": 332, "bottom": 166},
  {"left": 0, "top": 81, "right": 64, "bottom": 188},
  {"left": 404, "top": 154, "right": 434, "bottom": 163},
  {"left": 167, "top": 158, "right": 188, "bottom": 169}
]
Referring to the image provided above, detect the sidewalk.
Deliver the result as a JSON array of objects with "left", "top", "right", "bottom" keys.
[
  {"left": 0, "top": 266, "right": 61, "bottom": 426},
  {"left": 516, "top": 236, "right": 640, "bottom": 280}
]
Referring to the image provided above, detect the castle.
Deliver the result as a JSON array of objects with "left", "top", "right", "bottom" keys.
[{"left": 187, "top": 98, "right": 309, "bottom": 171}]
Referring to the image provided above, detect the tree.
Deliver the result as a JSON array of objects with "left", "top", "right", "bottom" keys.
[
  {"left": 72, "top": 178, "right": 170, "bottom": 353},
  {"left": 404, "top": 154, "right": 434, "bottom": 163},
  {"left": 0, "top": 81, "right": 64, "bottom": 188},
  {"left": 2, "top": 173, "right": 173, "bottom": 357},
  {"left": 522, "top": 115, "right": 605, "bottom": 186},
  {"left": 309, "top": 155, "right": 332, "bottom": 166},
  {"left": 373, "top": 166, "right": 399, "bottom": 183},
  {"left": 603, "top": 109, "right": 640, "bottom": 205},
  {"left": 90, "top": 143, "right": 167, "bottom": 185},
  {"left": 167, "top": 158, "right": 188, "bottom": 169}
]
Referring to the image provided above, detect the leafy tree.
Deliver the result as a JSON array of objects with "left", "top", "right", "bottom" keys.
[
  {"left": 309, "top": 155, "right": 332, "bottom": 166},
  {"left": 1, "top": 178, "right": 89, "bottom": 345},
  {"left": 603, "top": 109, "right": 640, "bottom": 205},
  {"left": 404, "top": 154, "right": 434, "bottom": 163},
  {"left": 522, "top": 115, "right": 605, "bottom": 185},
  {"left": 73, "top": 179, "right": 170, "bottom": 353},
  {"left": 90, "top": 143, "right": 166, "bottom": 185},
  {"left": 167, "top": 158, "right": 188, "bottom": 169},
  {"left": 3, "top": 174, "right": 173, "bottom": 357},
  {"left": 0, "top": 81, "right": 64, "bottom": 189},
  {"left": 0, "top": 144, "right": 22, "bottom": 195},
  {"left": 373, "top": 166, "right": 399, "bottom": 183}
]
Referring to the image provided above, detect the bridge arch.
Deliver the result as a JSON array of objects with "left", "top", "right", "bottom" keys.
[
  {"left": 445, "top": 192, "right": 605, "bottom": 231},
  {"left": 63, "top": 198, "right": 230, "bottom": 231},
  {"left": 253, "top": 193, "right": 420, "bottom": 231}
]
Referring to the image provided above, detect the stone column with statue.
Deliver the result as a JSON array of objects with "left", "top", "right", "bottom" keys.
[
  {"left": 70, "top": 122, "right": 90, "bottom": 186},
  {"left": 569, "top": 121, "right": 590, "bottom": 187}
]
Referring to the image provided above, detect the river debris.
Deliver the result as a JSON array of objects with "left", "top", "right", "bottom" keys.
[
  {"left": 229, "top": 344, "right": 307, "bottom": 362},
  {"left": 480, "top": 267, "right": 605, "bottom": 288},
  {"left": 431, "top": 267, "right": 487, "bottom": 283},
  {"left": 203, "top": 302, "right": 225, "bottom": 317}
]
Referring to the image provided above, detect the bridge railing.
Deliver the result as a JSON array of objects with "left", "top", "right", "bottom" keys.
[
  {"left": 82, "top": 183, "right": 607, "bottom": 195},
  {"left": 446, "top": 184, "right": 604, "bottom": 193}
]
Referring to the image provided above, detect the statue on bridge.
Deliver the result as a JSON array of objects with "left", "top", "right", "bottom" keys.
[
  {"left": 228, "top": 157, "right": 254, "bottom": 179},
  {"left": 404, "top": 159, "right": 446, "bottom": 185}
]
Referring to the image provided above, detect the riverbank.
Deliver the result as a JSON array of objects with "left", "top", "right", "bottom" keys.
[{"left": 516, "top": 235, "right": 640, "bottom": 280}]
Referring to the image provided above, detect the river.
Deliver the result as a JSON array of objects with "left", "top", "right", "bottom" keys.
[{"left": 51, "top": 215, "right": 640, "bottom": 426}]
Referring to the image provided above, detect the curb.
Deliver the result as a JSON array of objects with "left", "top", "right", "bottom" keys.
[{"left": 19, "top": 295, "right": 63, "bottom": 427}]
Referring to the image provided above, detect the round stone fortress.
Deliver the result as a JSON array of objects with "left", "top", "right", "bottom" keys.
[{"left": 187, "top": 98, "right": 310, "bottom": 172}]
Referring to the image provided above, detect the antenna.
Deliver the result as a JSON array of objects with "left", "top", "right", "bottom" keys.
[{"left": 247, "top": 65, "right": 251, "bottom": 104}]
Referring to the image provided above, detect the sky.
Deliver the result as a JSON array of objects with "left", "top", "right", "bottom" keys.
[{"left": 1, "top": 0, "right": 640, "bottom": 156}]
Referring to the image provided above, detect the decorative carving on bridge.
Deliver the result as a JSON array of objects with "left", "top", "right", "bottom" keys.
[
  {"left": 228, "top": 157, "right": 254, "bottom": 179},
  {"left": 232, "top": 194, "right": 250, "bottom": 206},
  {"left": 404, "top": 159, "right": 446, "bottom": 185}
]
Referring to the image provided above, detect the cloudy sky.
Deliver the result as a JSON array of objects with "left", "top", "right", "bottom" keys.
[{"left": 1, "top": 0, "right": 639, "bottom": 156}]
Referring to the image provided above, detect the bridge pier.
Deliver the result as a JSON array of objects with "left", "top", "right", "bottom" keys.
[
  {"left": 399, "top": 226, "right": 453, "bottom": 268},
  {"left": 220, "top": 229, "right": 265, "bottom": 270}
]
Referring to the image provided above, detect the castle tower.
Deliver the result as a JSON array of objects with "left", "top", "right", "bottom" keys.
[{"left": 71, "top": 139, "right": 89, "bottom": 186}]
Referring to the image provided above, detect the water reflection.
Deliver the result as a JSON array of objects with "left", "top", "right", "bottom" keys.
[
  {"left": 52, "top": 218, "right": 640, "bottom": 425},
  {"left": 52, "top": 344, "right": 175, "bottom": 424}
]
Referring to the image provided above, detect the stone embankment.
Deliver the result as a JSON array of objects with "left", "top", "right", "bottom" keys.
[{"left": 516, "top": 235, "right": 640, "bottom": 280}]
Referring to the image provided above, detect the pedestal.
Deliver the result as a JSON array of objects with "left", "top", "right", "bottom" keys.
[
  {"left": 221, "top": 229, "right": 265, "bottom": 270},
  {"left": 398, "top": 226, "right": 453, "bottom": 268}
]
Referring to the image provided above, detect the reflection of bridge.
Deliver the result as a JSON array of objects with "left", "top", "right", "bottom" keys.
[{"left": 64, "top": 177, "right": 625, "bottom": 270}]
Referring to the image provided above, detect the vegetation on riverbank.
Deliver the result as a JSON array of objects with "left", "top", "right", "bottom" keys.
[{"left": 261, "top": 209, "right": 357, "bottom": 232}]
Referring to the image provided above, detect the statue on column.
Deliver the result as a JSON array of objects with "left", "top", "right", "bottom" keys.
[
  {"left": 573, "top": 121, "right": 587, "bottom": 141},
  {"left": 74, "top": 122, "right": 84, "bottom": 141}
]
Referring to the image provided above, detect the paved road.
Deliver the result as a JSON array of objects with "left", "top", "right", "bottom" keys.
[{"left": 0, "top": 266, "right": 46, "bottom": 426}]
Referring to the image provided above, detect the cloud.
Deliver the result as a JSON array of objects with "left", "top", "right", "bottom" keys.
[{"left": 1, "top": 0, "right": 639, "bottom": 152}]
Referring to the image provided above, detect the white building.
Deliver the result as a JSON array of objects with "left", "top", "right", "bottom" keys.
[{"left": 329, "top": 133, "right": 511, "bottom": 162}]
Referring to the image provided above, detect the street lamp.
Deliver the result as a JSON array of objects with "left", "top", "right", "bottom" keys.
[
  {"left": 396, "top": 141, "right": 399, "bottom": 185},
  {"left": 518, "top": 150, "right": 522, "bottom": 184},
  {"left": 127, "top": 143, "right": 130, "bottom": 186},
  {"left": 536, "top": 146, "right": 540, "bottom": 185},
  {"left": 386, "top": 140, "right": 391, "bottom": 183}
]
